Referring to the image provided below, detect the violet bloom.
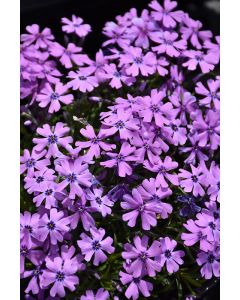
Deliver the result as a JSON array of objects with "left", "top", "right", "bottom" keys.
[
  {"left": 21, "top": 24, "right": 54, "bottom": 49},
  {"left": 137, "top": 178, "right": 172, "bottom": 219},
  {"left": 80, "top": 288, "right": 109, "bottom": 300},
  {"left": 183, "top": 50, "right": 217, "bottom": 73},
  {"left": 37, "top": 208, "right": 70, "bottom": 245},
  {"left": 77, "top": 227, "right": 114, "bottom": 266},
  {"left": 102, "top": 22, "right": 130, "bottom": 48},
  {"left": 195, "top": 78, "right": 220, "bottom": 110},
  {"left": 144, "top": 156, "right": 179, "bottom": 189},
  {"left": 119, "top": 46, "right": 156, "bottom": 77},
  {"left": 36, "top": 82, "right": 73, "bottom": 113},
  {"left": 55, "top": 157, "right": 92, "bottom": 199},
  {"left": 101, "top": 108, "right": 140, "bottom": 140},
  {"left": 22, "top": 263, "right": 44, "bottom": 295},
  {"left": 76, "top": 124, "right": 116, "bottom": 159},
  {"left": 195, "top": 212, "right": 220, "bottom": 242},
  {"left": 181, "top": 219, "right": 212, "bottom": 252},
  {"left": 159, "top": 237, "right": 185, "bottom": 273},
  {"left": 196, "top": 246, "right": 220, "bottom": 279},
  {"left": 86, "top": 187, "right": 114, "bottom": 217},
  {"left": 163, "top": 119, "right": 187, "bottom": 146},
  {"left": 139, "top": 89, "right": 173, "bottom": 127},
  {"left": 24, "top": 167, "right": 56, "bottom": 194},
  {"left": 179, "top": 134, "right": 208, "bottom": 165},
  {"left": 149, "top": 0, "right": 183, "bottom": 27},
  {"left": 42, "top": 256, "right": 79, "bottom": 297},
  {"left": 192, "top": 110, "right": 220, "bottom": 150},
  {"left": 180, "top": 16, "right": 213, "bottom": 49},
  {"left": 101, "top": 63, "right": 135, "bottom": 89},
  {"left": 120, "top": 271, "right": 153, "bottom": 300},
  {"left": 20, "top": 242, "right": 44, "bottom": 274},
  {"left": 122, "top": 236, "right": 161, "bottom": 277},
  {"left": 20, "top": 149, "right": 50, "bottom": 177},
  {"left": 21, "top": 211, "right": 40, "bottom": 247},
  {"left": 50, "top": 42, "right": 87, "bottom": 69},
  {"left": 177, "top": 195, "right": 201, "bottom": 217},
  {"left": 121, "top": 188, "right": 164, "bottom": 230},
  {"left": 33, "top": 182, "right": 58, "bottom": 209},
  {"left": 100, "top": 142, "right": 136, "bottom": 177},
  {"left": 60, "top": 245, "right": 86, "bottom": 272},
  {"left": 33, "top": 123, "right": 73, "bottom": 158},
  {"left": 67, "top": 70, "right": 98, "bottom": 92},
  {"left": 152, "top": 31, "right": 186, "bottom": 57},
  {"left": 206, "top": 162, "right": 220, "bottom": 202},
  {"left": 61, "top": 15, "right": 91, "bottom": 38},
  {"left": 156, "top": 56, "right": 169, "bottom": 76},
  {"left": 69, "top": 194, "right": 96, "bottom": 231}
]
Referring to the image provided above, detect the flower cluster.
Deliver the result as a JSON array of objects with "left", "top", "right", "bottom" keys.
[{"left": 20, "top": 0, "right": 220, "bottom": 299}]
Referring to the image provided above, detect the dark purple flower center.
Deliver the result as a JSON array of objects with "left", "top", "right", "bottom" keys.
[
  {"left": 36, "top": 176, "right": 44, "bottom": 183},
  {"left": 47, "top": 221, "right": 56, "bottom": 231},
  {"left": 208, "top": 221, "right": 216, "bottom": 230},
  {"left": 117, "top": 154, "right": 124, "bottom": 161},
  {"left": 56, "top": 271, "right": 65, "bottom": 281},
  {"left": 115, "top": 120, "right": 125, "bottom": 129},
  {"left": 209, "top": 92, "right": 217, "bottom": 99},
  {"left": 134, "top": 57, "right": 143, "bottom": 64},
  {"left": 45, "top": 188, "right": 53, "bottom": 196},
  {"left": 92, "top": 240, "right": 101, "bottom": 250},
  {"left": 133, "top": 278, "right": 140, "bottom": 283},
  {"left": 48, "top": 134, "right": 58, "bottom": 144},
  {"left": 171, "top": 123, "right": 178, "bottom": 131},
  {"left": 163, "top": 39, "right": 173, "bottom": 46},
  {"left": 208, "top": 126, "right": 215, "bottom": 135},
  {"left": 150, "top": 104, "right": 160, "bottom": 113},
  {"left": 138, "top": 204, "right": 145, "bottom": 212},
  {"left": 165, "top": 250, "right": 172, "bottom": 259},
  {"left": 24, "top": 225, "right": 33, "bottom": 233},
  {"left": 91, "top": 137, "right": 101, "bottom": 144},
  {"left": 50, "top": 92, "right": 60, "bottom": 101},
  {"left": 113, "top": 71, "right": 121, "bottom": 78},
  {"left": 77, "top": 205, "right": 85, "bottom": 213},
  {"left": 207, "top": 254, "right": 215, "bottom": 263},
  {"left": 33, "top": 267, "right": 42, "bottom": 277},
  {"left": 78, "top": 76, "right": 87, "bottom": 81},
  {"left": 139, "top": 251, "right": 148, "bottom": 261},
  {"left": 73, "top": 23, "right": 80, "bottom": 27},
  {"left": 144, "top": 143, "right": 150, "bottom": 149},
  {"left": 195, "top": 55, "right": 203, "bottom": 62},
  {"left": 20, "top": 246, "right": 29, "bottom": 256},
  {"left": 67, "top": 172, "right": 77, "bottom": 183},
  {"left": 214, "top": 212, "right": 219, "bottom": 219},
  {"left": 26, "top": 158, "right": 36, "bottom": 168},
  {"left": 159, "top": 166, "right": 166, "bottom": 174},
  {"left": 217, "top": 182, "right": 220, "bottom": 190},
  {"left": 191, "top": 175, "right": 198, "bottom": 183},
  {"left": 95, "top": 197, "right": 102, "bottom": 204},
  {"left": 151, "top": 194, "right": 160, "bottom": 201}
]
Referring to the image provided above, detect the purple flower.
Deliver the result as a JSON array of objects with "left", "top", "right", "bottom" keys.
[
  {"left": 119, "top": 47, "right": 156, "bottom": 77},
  {"left": 22, "top": 264, "right": 44, "bottom": 295},
  {"left": 149, "top": 0, "right": 183, "bottom": 28},
  {"left": 121, "top": 188, "right": 164, "bottom": 230},
  {"left": 68, "top": 194, "right": 96, "bottom": 230},
  {"left": 144, "top": 156, "right": 179, "bottom": 189},
  {"left": 67, "top": 70, "right": 99, "bottom": 92},
  {"left": 24, "top": 167, "right": 56, "bottom": 194},
  {"left": 177, "top": 195, "right": 201, "bottom": 217},
  {"left": 195, "top": 212, "right": 220, "bottom": 242},
  {"left": 138, "top": 89, "right": 173, "bottom": 127},
  {"left": 86, "top": 187, "right": 114, "bottom": 217},
  {"left": 76, "top": 124, "right": 116, "bottom": 159},
  {"left": 55, "top": 157, "right": 92, "bottom": 199},
  {"left": 20, "top": 149, "right": 50, "bottom": 177},
  {"left": 36, "top": 83, "right": 73, "bottom": 113},
  {"left": 20, "top": 242, "right": 44, "bottom": 274},
  {"left": 42, "top": 256, "right": 79, "bottom": 297},
  {"left": 192, "top": 110, "right": 220, "bottom": 150},
  {"left": 196, "top": 246, "right": 220, "bottom": 279},
  {"left": 156, "top": 56, "right": 169, "bottom": 76},
  {"left": 37, "top": 208, "right": 70, "bottom": 245},
  {"left": 183, "top": 50, "right": 217, "bottom": 73},
  {"left": 206, "top": 162, "right": 220, "bottom": 202},
  {"left": 80, "top": 288, "right": 110, "bottom": 300},
  {"left": 159, "top": 237, "right": 185, "bottom": 273},
  {"left": 100, "top": 142, "right": 136, "bottom": 177},
  {"left": 33, "top": 182, "right": 59, "bottom": 209},
  {"left": 61, "top": 15, "right": 91, "bottom": 38},
  {"left": 180, "top": 16, "right": 213, "bottom": 49},
  {"left": 152, "top": 31, "right": 186, "bottom": 57},
  {"left": 50, "top": 42, "right": 86, "bottom": 69},
  {"left": 77, "top": 227, "right": 115, "bottom": 266},
  {"left": 33, "top": 123, "right": 73, "bottom": 158},
  {"left": 21, "top": 211, "right": 40, "bottom": 247},
  {"left": 195, "top": 78, "right": 220, "bottom": 110},
  {"left": 163, "top": 119, "right": 187, "bottom": 146},
  {"left": 179, "top": 164, "right": 207, "bottom": 197},
  {"left": 122, "top": 236, "right": 161, "bottom": 277},
  {"left": 120, "top": 271, "right": 153, "bottom": 300},
  {"left": 181, "top": 219, "right": 212, "bottom": 252},
  {"left": 21, "top": 24, "right": 54, "bottom": 49}
]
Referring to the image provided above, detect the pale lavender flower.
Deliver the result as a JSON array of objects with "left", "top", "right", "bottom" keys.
[
  {"left": 61, "top": 15, "right": 91, "bottom": 37},
  {"left": 183, "top": 50, "right": 217, "bottom": 73},
  {"left": 21, "top": 24, "right": 54, "bottom": 49},
  {"left": 196, "top": 246, "right": 220, "bottom": 279},
  {"left": 67, "top": 70, "right": 99, "bottom": 92},
  {"left": 195, "top": 78, "right": 220, "bottom": 110}
]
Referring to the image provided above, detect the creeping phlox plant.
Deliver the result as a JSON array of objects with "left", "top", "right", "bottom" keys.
[{"left": 20, "top": 1, "right": 220, "bottom": 299}]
